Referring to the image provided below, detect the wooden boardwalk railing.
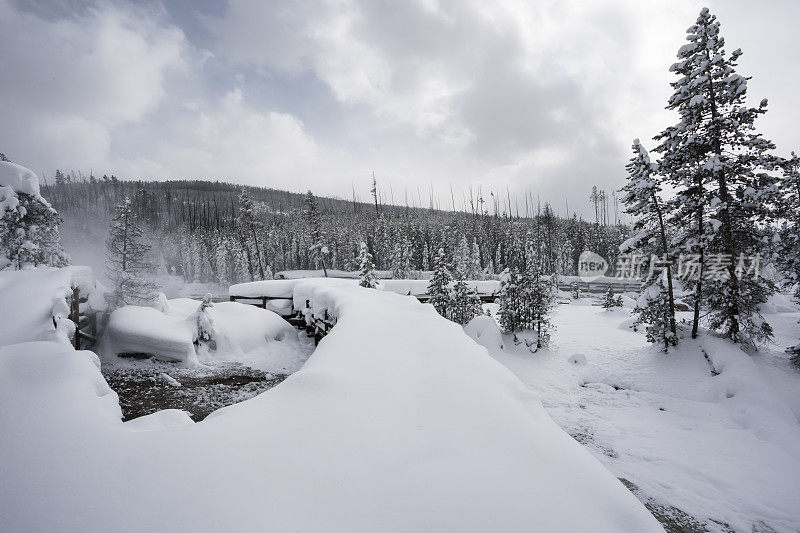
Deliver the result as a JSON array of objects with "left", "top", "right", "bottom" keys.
[{"left": 68, "top": 287, "right": 97, "bottom": 350}]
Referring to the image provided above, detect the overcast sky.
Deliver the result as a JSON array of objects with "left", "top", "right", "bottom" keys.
[{"left": 1, "top": 0, "right": 797, "bottom": 218}]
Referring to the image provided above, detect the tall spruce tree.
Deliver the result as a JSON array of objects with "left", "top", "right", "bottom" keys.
[
  {"left": 654, "top": 7, "right": 778, "bottom": 345},
  {"left": 304, "top": 190, "right": 328, "bottom": 276},
  {"left": 778, "top": 152, "right": 800, "bottom": 299},
  {"left": 105, "top": 197, "right": 158, "bottom": 309},
  {"left": 620, "top": 139, "right": 677, "bottom": 347},
  {"left": 237, "top": 188, "right": 266, "bottom": 280},
  {"left": 526, "top": 264, "right": 555, "bottom": 350},
  {"left": 427, "top": 248, "right": 452, "bottom": 318}
]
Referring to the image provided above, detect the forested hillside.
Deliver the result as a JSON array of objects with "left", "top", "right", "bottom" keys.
[{"left": 46, "top": 173, "right": 628, "bottom": 284}]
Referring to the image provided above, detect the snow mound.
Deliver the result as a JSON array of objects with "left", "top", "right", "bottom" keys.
[
  {"left": 464, "top": 314, "right": 504, "bottom": 351},
  {"left": 568, "top": 353, "right": 588, "bottom": 366},
  {"left": 101, "top": 299, "right": 296, "bottom": 365},
  {"left": 0, "top": 161, "right": 40, "bottom": 197},
  {"left": 102, "top": 305, "right": 197, "bottom": 363}
]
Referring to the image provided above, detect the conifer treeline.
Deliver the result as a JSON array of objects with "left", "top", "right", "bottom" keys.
[{"left": 48, "top": 176, "right": 628, "bottom": 285}]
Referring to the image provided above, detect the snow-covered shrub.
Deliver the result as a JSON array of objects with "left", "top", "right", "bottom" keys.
[
  {"left": 602, "top": 286, "right": 623, "bottom": 309},
  {"left": 195, "top": 293, "right": 216, "bottom": 349}
]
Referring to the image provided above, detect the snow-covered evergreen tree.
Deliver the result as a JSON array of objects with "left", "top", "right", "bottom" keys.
[
  {"left": 602, "top": 286, "right": 622, "bottom": 309},
  {"left": 237, "top": 188, "right": 266, "bottom": 280},
  {"left": 525, "top": 264, "right": 555, "bottom": 350},
  {"left": 620, "top": 139, "right": 676, "bottom": 340},
  {"left": 778, "top": 152, "right": 800, "bottom": 299},
  {"left": 304, "top": 190, "right": 328, "bottom": 276},
  {"left": 570, "top": 282, "right": 581, "bottom": 300},
  {"left": 0, "top": 162, "right": 69, "bottom": 270},
  {"left": 427, "top": 248, "right": 452, "bottom": 318},
  {"left": 452, "top": 236, "right": 471, "bottom": 279},
  {"left": 498, "top": 267, "right": 526, "bottom": 333},
  {"left": 391, "top": 236, "right": 411, "bottom": 279},
  {"left": 631, "top": 280, "right": 676, "bottom": 352},
  {"left": 358, "top": 241, "right": 378, "bottom": 288},
  {"left": 654, "top": 7, "right": 778, "bottom": 346},
  {"left": 449, "top": 279, "right": 482, "bottom": 324},
  {"left": 105, "top": 198, "right": 158, "bottom": 309},
  {"left": 469, "top": 242, "right": 483, "bottom": 280}
]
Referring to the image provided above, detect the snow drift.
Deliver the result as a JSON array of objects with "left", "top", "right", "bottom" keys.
[{"left": 0, "top": 280, "right": 660, "bottom": 532}]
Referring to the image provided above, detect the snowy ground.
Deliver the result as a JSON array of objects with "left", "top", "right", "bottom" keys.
[
  {"left": 0, "top": 275, "right": 661, "bottom": 532},
  {"left": 484, "top": 298, "right": 800, "bottom": 532}
]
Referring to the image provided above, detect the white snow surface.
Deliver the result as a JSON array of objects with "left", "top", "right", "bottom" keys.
[
  {"left": 0, "top": 280, "right": 661, "bottom": 532},
  {"left": 0, "top": 161, "right": 40, "bottom": 196},
  {"left": 489, "top": 304, "right": 800, "bottom": 532}
]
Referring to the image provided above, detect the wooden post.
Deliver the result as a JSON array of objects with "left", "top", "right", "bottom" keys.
[
  {"left": 71, "top": 287, "right": 80, "bottom": 350},
  {"left": 261, "top": 297, "right": 267, "bottom": 309}
]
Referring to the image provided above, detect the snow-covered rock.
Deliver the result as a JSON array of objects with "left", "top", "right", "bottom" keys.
[{"left": 101, "top": 305, "right": 197, "bottom": 362}]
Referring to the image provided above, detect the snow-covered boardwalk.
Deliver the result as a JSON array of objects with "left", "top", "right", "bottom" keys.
[{"left": 0, "top": 279, "right": 661, "bottom": 532}]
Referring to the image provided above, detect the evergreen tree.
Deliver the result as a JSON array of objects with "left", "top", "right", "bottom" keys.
[
  {"left": 602, "top": 285, "right": 622, "bottom": 309},
  {"left": 449, "top": 279, "right": 483, "bottom": 324},
  {"left": 527, "top": 265, "right": 555, "bottom": 350},
  {"left": 498, "top": 267, "right": 526, "bottom": 334},
  {"left": 452, "top": 236, "right": 472, "bottom": 279},
  {"left": 570, "top": 282, "right": 581, "bottom": 300},
  {"left": 358, "top": 241, "right": 378, "bottom": 288},
  {"left": 105, "top": 198, "right": 158, "bottom": 309},
  {"left": 632, "top": 280, "right": 676, "bottom": 352},
  {"left": 654, "top": 7, "right": 778, "bottom": 346},
  {"left": 469, "top": 242, "right": 483, "bottom": 280},
  {"left": 0, "top": 174, "right": 69, "bottom": 270},
  {"left": 778, "top": 152, "right": 800, "bottom": 299},
  {"left": 237, "top": 188, "right": 266, "bottom": 280},
  {"left": 620, "top": 139, "right": 676, "bottom": 339},
  {"left": 390, "top": 236, "right": 411, "bottom": 279},
  {"left": 427, "top": 248, "right": 452, "bottom": 317},
  {"left": 304, "top": 190, "right": 328, "bottom": 276}
]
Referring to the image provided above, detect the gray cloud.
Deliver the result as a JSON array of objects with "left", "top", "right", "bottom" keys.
[{"left": 1, "top": 0, "right": 797, "bottom": 218}]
